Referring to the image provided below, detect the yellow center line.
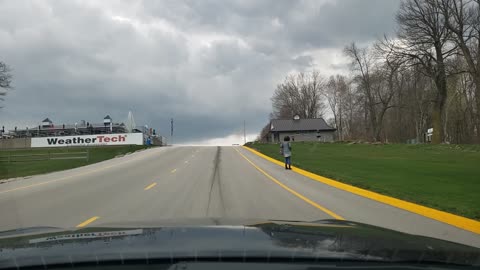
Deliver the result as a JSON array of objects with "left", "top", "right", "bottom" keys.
[
  {"left": 171, "top": 169, "right": 177, "bottom": 173},
  {"left": 144, "top": 182, "right": 157, "bottom": 190},
  {"left": 234, "top": 148, "right": 344, "bottom": 220},
  {"left": 76, "top": 216, "right": 100, "bottom": 228}
]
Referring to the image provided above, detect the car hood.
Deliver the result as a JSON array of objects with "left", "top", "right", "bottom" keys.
[{"left": 0, "top": 219, "right": 479, "bottom": 268}]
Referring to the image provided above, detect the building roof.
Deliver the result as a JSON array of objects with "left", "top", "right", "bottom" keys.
[
  {"left": 42, "top": 118, "right": 52, "bottom": 123},
  {"left": 270, "top": 118, "right": 335, "bottom": 132}
]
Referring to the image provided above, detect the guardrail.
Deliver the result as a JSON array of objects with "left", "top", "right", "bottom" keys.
[{"left": 0, "top": 150, "right": 89, "bottom": 163}]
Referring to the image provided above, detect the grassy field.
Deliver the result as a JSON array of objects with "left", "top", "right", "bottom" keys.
[
  {"left": 0, "top": 145, "right": 149, "bottom": 180},
  {"left": 245, "top": 142, "right": 480, "bottom": 220}
]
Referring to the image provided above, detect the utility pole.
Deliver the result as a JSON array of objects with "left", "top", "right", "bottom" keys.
[
  {"left": 243, "top": 120, "right": 246, "bottom": 145},
  {"left": 170, "top": 118, "right": 174, "bottom": 146}
]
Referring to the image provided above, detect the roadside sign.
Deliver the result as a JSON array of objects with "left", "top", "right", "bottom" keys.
[{"left": 31, "top": 133, "right": 144, "bottom": 148}]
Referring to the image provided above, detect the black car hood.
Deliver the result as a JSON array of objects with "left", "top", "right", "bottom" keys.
[{"left": 0, "top": 219, "right": 479, "bottom": 268}]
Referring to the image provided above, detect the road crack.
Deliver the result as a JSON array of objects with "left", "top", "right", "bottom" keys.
[{"left": 206, "top": 146, "right": 225, "bottom": 216}]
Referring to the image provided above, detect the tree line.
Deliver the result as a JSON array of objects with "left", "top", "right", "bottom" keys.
[{"left": 263, "top": 0, "right": 479, "bottom": 144}]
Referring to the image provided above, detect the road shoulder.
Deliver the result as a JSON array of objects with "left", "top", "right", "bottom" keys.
[{"left": 242, "top": 146, "right": 480, "bottom": 235}]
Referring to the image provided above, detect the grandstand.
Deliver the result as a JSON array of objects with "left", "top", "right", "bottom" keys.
[{"left": 5, "top": 115, "right": 144, "bottom": 138}]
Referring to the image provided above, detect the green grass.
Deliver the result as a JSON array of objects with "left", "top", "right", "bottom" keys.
[
  {"left": 245, "top": 142, "right": 480, "bottom": 220},
  {"left": 0, "top": 145, "right": 149, "bottom": 180}
]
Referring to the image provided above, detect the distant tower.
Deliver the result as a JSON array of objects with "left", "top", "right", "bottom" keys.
[
  {"left": 126, "top": 111, "right": 136, "bottom": 133},
  {"left": 103, "top": 115, "right": 112, "bottom": 133}
]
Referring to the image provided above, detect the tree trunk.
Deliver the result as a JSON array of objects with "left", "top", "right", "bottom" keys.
[
  {"left": 431, "top": 45, "right": 448, "bottom": 144},
  {"left": 476, "top": 96, "right": 480, "bottom": 143},
  {"left": 367, "top": 93, "right": 378, "bottom": 141},
  {"left": 374, "top": 106, "right": 389, "bottom": 142},
  {"left": 364, "top": 100, "right": 369, "bottom": 139},
  {"left": 339, "top": 105, "right": 343, "bottom": 140},
  {"left": 373, "top": 124, "right": 382, "bottom": 142},
  {"left": 474, "top": 74, "right": 480, "bottom": 142},
  {"left": 432, "top": 104, "right": 444, "bottom": 144},
  {"left": 414, "top": 117, "right": 418, "bottom": 142},
  {"left": 370, "top": 108, "right": 379, "bottom": 142},
  {"left": 432, "top": 82, "right": 447, "bottom": 144}
]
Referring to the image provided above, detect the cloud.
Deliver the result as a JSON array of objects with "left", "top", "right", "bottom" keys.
[
  {"left": 0, "top": 0, "right": 399, "bottom": 143},
  {"left": 181, "top": 132, "right": 258, "bottom": 146}
]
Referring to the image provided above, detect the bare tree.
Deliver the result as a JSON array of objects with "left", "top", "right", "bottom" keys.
[
  {"left": 380, "top": 0, "right": 457, "bottom": 143},
  {"left": 303, "top": 70, "right": 326, "bottom": 118},
  {"left": 344, "top": 43, "right": 376, "bottom": 140},
  {"left": 345, "top": 43, "right": 397, "bottom": 141},
  {"left": 271, "top": 70, "right": 326, "bottom": 119},
  {"left": 440, "top": 0, "right": 480, "bottom": 141},
  {"left": 342, "top": 79, "right": 362, "bottom": 140},
  {"left": 257, "top": 122, "right": 272, "bottom": 142},
  {"left": 0, "top": 61, "right": 12, "bottom": 106},
  {"left": 410, "top": 67, "right": 435, "bottom": 142},
  {"left": 260, "top": 1, "right": 479, "bottom": 144},
  {"left": 325, "top": 75, "right": 349, "bottom": 140}
]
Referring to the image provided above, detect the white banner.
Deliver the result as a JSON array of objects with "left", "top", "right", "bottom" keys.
[{"left": 31, "top": 133, "right": 144, "bottom": 148}]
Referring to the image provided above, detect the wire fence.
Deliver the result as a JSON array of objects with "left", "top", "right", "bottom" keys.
[{"left": 0, "top": 150, "right": 89, "bottom": 163}]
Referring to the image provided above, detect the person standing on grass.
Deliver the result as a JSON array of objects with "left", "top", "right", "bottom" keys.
[{"left": 280, "top": 136, "right": 292, "bottom": 170}]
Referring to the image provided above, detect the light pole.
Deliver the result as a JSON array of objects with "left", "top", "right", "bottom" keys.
[
  {"left": 170, "top": 118, "right": 174, "bottom": 146},
  {"left": 243, "top": 120, "right": 246, "bottom": 145}
]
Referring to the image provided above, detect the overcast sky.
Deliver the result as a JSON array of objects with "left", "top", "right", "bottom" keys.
[{"left": 0, "top": 0, "right": 399, "bottom": 144}]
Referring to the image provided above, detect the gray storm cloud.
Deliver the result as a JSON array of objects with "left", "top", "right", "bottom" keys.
[{"left": 0, "top": 0, "right": 399, "bottom": 143}]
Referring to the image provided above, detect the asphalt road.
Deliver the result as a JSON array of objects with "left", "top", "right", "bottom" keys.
[{"left": 0, "top": 146, "right": 479, "bottom": 247}]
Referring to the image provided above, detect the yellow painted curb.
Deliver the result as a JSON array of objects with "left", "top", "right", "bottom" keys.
[
  {"left": 234, "top": 148, "right": 344, "bottom": 220},
  {"left": 242, "top": 146, "right": 480, "bottom": 234}
]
